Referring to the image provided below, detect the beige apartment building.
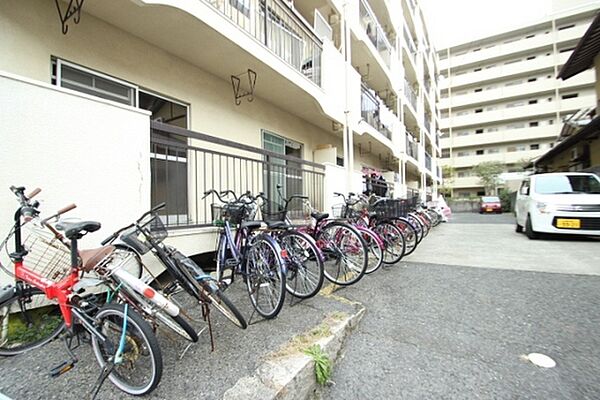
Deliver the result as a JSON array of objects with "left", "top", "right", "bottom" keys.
[
  {"left": 0, "top": 0, "right": 441, "bottom": 269},
  {"left": 438, "top": 3, "right": 599, "bottom": 198}
]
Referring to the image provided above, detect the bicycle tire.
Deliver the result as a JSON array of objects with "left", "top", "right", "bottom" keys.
[
  {"left": 360, "top": 228, "right": 384, "bottom": 274},
  {"left": 408, "top": 214, "right": 424, "bottom": 243},
  {"left": 91, "top": 303, "right": 163, "bottom": 396},
  {"left": 203, "top": 283, "right": 247, "bottom": 329},
  {"left": 245, "top": 234, "right": 286, "bottom": 319},
  {"left": 317, "top": 222, "right": 367, "bottom": 286},
  {"left": 279, "top": 230, "right": 324, "bottom": 298},
  {"left": 392, "top": 218, "right": 418, "bottom": 256},
  {"left": 373, "top": 221, "right": 405, "bottom": 265},
  {"left": 0, "top": 286, "right": 65, "bottom": 356}
]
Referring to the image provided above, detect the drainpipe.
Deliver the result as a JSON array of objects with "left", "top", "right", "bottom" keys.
[{"left": 341, "top": 0, "right": 354, "bottom": 191}]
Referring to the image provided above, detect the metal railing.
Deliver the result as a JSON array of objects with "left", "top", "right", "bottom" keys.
[
  {"left": 361, "top": 84, "right": 393, "bottom": 140},
  {"left": 358, "top": 0, "right": 393, "bottom": 68},
  {"left": 425, "top": 152, "right": 432, "bottom": 171},
  {"left": 406, "top": 135, "right": 419, "bottom": 160},
  {"left": 403, "top": 26, "right": 416, "bottom": 56},
  {"left": 150, "top": 121, "right": 325, "bottom": 227},
  {"left": 424, "top": 79, "right": 431, "bottom": 95},
  {"left": 404, "top": 79, "right": 417, "bottom": 111},
  {"left": 424, "top": 117, "right": 431, "bottom": 134},
  {"left": 206, "top": 0, "right": 322, "bottom": 86}
]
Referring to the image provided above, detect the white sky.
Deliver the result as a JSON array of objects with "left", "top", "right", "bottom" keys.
[{"left": 420, "top": 0, "right": 596, "bottom": 49}]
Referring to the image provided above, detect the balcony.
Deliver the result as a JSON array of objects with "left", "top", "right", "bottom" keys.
[
  {"left": 406, "top": 135, "right": 419, "bottom": 161},
  {"left": 425, "top": 152, "right": 432, "bottom": 171},
  {"left": 404, "top": 79, "right": 418, "bottom": 111},
  {"left": 361, "top": 84, "right": 393, "bottom": 140},
  {"left": 207, "top": 0, "right": 323, "bottom": 86},
  {"left": 358, "top": 0, "right": 393, "bottom": 68},
  {"left": 403, "top": 26, "right": 417, "bottom": 61},
  {"left": 424, "top": 117, "right": 431, "bottom": 134},
  {"left": 446, "top": 125, "right": 560, "bottom": 149},
  {"left": 449, "top": 149, "right": 546, "bottom": 169}
]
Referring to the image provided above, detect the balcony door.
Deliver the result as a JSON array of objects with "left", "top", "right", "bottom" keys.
[{"left": 262, "top": 131, "right": 303, "bottom": 204}]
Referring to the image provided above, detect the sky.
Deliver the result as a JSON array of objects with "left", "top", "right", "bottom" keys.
[{"left": 419, "top": 0, "right": 598, "bottom": 49}]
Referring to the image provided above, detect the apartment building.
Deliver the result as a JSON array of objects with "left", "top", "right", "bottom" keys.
[
  {"left": 0, "top": 0, "right": 441, "bottom": 266},
  {"left": 438, "top": 3, "right": 598, "bottom": 198}
]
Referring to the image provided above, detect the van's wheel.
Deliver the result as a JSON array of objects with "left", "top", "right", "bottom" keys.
[
  {"left": 525, "top": 215, "right": 539, "bottom": 240},
  {"left": 515, "top": 224, "right": 523, "bottom": 233}
]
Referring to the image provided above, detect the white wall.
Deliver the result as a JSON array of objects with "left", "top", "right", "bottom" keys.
[{"left": 0, "top": 72, "right": 150, "bottom": 283}]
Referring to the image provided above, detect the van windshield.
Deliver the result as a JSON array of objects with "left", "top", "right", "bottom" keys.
[{"left": 535, "top": 174, "right": 600, "bottom": 194}]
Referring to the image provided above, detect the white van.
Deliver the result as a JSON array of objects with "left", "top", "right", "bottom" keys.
[{"left": 515, "top": 172, "right": 600, "bottom": 239}]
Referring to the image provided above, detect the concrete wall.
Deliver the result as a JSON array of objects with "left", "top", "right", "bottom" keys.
[{"left": 0, "top": 72, "right": 151, "bottom": 284}]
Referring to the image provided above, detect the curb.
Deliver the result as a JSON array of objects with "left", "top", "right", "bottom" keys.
[{"left": 223, "top": 295, "right": 365, "bottom": 400}]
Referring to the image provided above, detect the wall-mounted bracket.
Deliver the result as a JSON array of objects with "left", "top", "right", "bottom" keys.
[
  {"left": 231, "top": 69, "right": 257, "bottom": 106},
  {"left": 54, "top": 0, "right": 85, "bottom": 35}
]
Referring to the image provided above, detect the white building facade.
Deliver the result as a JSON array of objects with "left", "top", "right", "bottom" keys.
[
  {"left": 438, "top": 3, "right": 598, "bottom": 198},
  {"left": 0, "top": 0, "right": 441, "bottom": 266}
]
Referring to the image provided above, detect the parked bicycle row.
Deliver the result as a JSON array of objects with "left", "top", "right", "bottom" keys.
[{"left": 0, "top": 185, "right": 443, "bottom": 398}]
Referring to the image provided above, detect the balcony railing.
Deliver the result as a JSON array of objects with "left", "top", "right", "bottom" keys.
[
  {"left": 403, "top": 26, "right": 416, "bottom": 56},
  {"left": 361, "top": 84, "right": 393, "bottom": 140},
  {"left": 406, "top": 135, "right": 419, "bottom": 160},
  {"left": 151, "top": 121, "right": 324, "bottom": 227},
  {"left": 425, "top": 152, "right": 432, "bottom": 171},
  {"left": 359, "top": 0, "right": 392, "bottom": 68},
  {"left": 424, "top": 117, "right": 431, "bottom": 134},
  {"left": 206, "top": 0, "right": 322, "bottom": 86},
  {"left": 404, "top": 79, "right": 417, "bottom": 111},
  {"left": 424, "top": 79, "right": 431, "bottom": 95},
  {"left": 364, "top": 176, "right": 395, "bottom": 198}
]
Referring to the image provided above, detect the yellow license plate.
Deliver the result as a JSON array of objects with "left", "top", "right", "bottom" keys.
[
  {"left": 556, "top": 218, "right": 580, "bottom": 229},
  {"left": 486, "top": 208, "right": 492, "bottom": 212}
]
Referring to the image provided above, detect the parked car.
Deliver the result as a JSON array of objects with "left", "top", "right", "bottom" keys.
[
  {"left": 515, "top": 172, "right": 600, "bottom": 239},
  {"left": 479, "top": 196, "right": 502, "bottom": 214}
]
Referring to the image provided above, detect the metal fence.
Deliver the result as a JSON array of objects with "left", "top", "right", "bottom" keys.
[
  {"left": 150, "top": 121, "right": 325, "bottom": 228},
  {"left": 425, "top": 152, "right": 432, "bottom": 171},
  {"left": 404, "top": 79, "right": 417, "bottom": 111},
  {"left": 206, "top": 0, "right": 322, "bottom": 86},
  {"left": 406, "top": 135, "right": 419, "bottom": 160},
  {"left": 403, "top": 26, "right": 416, "bottom": 61}
]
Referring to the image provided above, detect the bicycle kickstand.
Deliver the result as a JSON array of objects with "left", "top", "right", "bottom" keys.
[
  {"left": 89, "top": 360, "right": 115, "bottom": 400},
  {"left": 49, "top": 334, "right": 79, "bottom": 378},
  {"left": 202, "top": 303, "right": 215, "bottom": 352}
]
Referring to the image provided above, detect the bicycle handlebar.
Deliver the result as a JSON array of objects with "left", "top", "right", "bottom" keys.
[{"left": 101, "top": 223, "right": 135, "bottom": 246}]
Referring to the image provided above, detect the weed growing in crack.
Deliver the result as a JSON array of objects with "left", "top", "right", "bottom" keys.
[{"left": 304, "top": 344, "right": 332, "bottom": 385}]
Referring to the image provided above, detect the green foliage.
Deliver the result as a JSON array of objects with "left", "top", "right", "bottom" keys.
[
  {"left": 8, "top": 313, "right": 62, "bottom": 345},
  {"left": 440, "top": 165, "right": 455, "bottom": 197},
  {"left": 473, "top": 161, "right": 504, "bottom": 195},
  {"left": 498, "top": 188, "right": 515, "bottom": 213},
  {"left": 304, "top": 344, "right": 332, "bottom": 385}
]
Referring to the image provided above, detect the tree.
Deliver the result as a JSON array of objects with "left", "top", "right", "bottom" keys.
[
  {"left": 440, "top": 165, "right": 454, "bottom": 197},
  {"left": 473, "top": 161, "right": 504, "bottom": 195}
]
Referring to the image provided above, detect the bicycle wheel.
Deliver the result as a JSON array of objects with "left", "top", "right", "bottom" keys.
[
  {"left": 419, "top": 213, "right": 431, "bottom": 238},
  {"left": 245, "top": 234, "right": 286, "bottom": 319},
  {"left": 0, "top": 286, "right": 64, "bottom": 356},
  {"left": 393, "top": 218, "right": 418, "bottom": 256},
  {"left": 408, "top": 214, "right": 424, "bottom": 244},
  {"left": 317, "top": 222, "right": 367, "bottom": 286},
  {"left": 373, "top": 221, "right": 405, "bottom": 265},
  {"left": 91, "top": 304, "right": 162, "bottom": 396},
  {"left": 359, "top": 228, "right": 384, "bottom": 274},
  {"left": 279, "top": 230, "right": 324, "bottom": 299},
  {"left": 203, "top": 282, "right": 247, "bottom": 329}
]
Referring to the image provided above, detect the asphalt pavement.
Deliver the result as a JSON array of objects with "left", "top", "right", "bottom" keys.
[{"left": 321, "top": 214, "right": 600, "bottom": 399}]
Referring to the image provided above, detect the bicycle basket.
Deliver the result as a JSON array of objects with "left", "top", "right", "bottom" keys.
[
  {"left": 260, "top": 201, "right": 286, "bottom": 223},
  {"left": 331, "top": 204, "right": 346, "bottom": 218},
  {"left": 22, "top": 225, "right": 72, "bottom": 282},
  {"left": 211, "top": 204, "right": 224, "bottom": 227},
  {"left": 223, "top": 202, "right": 249, "bottom": 225},
  {"left": 119, "top": 226, "right": 152, "bottom": 255},
  {"left": 370, "top": 199, "right": 408, "bottom": 219}
]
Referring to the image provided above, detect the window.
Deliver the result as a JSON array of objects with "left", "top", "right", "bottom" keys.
[
  {"left": 475, "top": 129, "right": 484, "bottom": 134},
  {"left": 562, "top": 93, "right": 578, "bottom": 100},
  {"left": 486, "top": 106, "right": 497, "bottom": 111},
  {"left": 230, "top": 0, "right": 251, "bottom": 16},
  {"left": 485, "top": 64, "right": 496, "bottom": 69},
  {"left": 473, "top": 48, "right": 481, "bottom": 52},
  {"left": 528, "top": 99, "right": 538, "bottom": 105},
  {"left": 558, "top": 24, "right": 575, "bottom": 31},
  {"left": 526, "top": 55, "right": 536, "bottom": 60},
  {"left": 549, "top": 119, "right": 554, "bottom": 125},
  {"left": 529, "top": 121, "right": 539, "bottom": 127},
  {"left": 530, "top": 144, "right": 540, "bottom": 150},
  {"left": 336, "top": 157, "right": 344, "bottom": 167},
  {"left": 525, "top": 34, "right": 535, "bottom": 39},
  {"left": 473, "top": 67, "right": 482, "bottom": 72},
  {"left": 459, "top": 192, "right": 471, "bottom": 198},
  {"left": 528, "top": 77, "right": 537, "bottom": 82},
  {"left": 474, "top": 88, "right": 482, "bottom": 93},
  {"left": 487, "top": 148, "right": 500, "bottom": 154},
  {"left": 506, "top": 101, "right": 524, "bottom": 108},
  {"left": 52, "top": 59, "right": 136, "bottom": 106},
  {"left": 507, "top": 122, "right": 525, "bottom": 129},
  {"left": 456, "top": 131, "right": 470, "bottom": 136},
  {"left": 457, "top": 110, "right": 469, "bottom": 116},
  {"left": 442, "top": 149, "right": 450, "bottom": 158},
  {"left": 507, "top": 145, "right": 526, "bottom": 152},
  {"left": 475, "top": 108, "right": 483, "bottom": 113},
  {"left": 487, "top": 127, "right": 499, "bottom": 132},
  {"left": 476, "top": 149, "right": 484, "bottom": 155},
  {"left": 457, "top": 151, "right": 470, "bottom": 157},
  {"left": 476, "top": 191, "right": 486, "bottom": 196}
]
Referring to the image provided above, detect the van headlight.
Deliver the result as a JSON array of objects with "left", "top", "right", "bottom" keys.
[{"left": 536, "top": 202, "right": 555, "bottom": 214}]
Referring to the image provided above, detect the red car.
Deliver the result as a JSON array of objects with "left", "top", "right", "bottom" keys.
[{"left": 479, "top": 196, "right": 502, "bottom": 214}]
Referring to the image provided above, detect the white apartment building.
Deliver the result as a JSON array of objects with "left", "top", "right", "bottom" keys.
[
  {"left": 438, "top": 3, "right": 598, "bottom": 198},
  {"left": 0, "top": 0, "right": 441, "bottom": 267}
]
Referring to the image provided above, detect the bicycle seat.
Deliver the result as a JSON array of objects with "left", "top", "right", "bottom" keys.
[
  {"left": 311, "top": 212, "right": 329, "bottom": 222},
  {"left": 240, "top": 221, "right": 262, "bottom": 230},
  {"left": 56, "top": 220, "right": 101, "bottom": 240},
  {"left": 266, "top": 221, "right": 289, "bottom": 229},
  {"left": 79, "top": 245, "right": 115, "bottom": 272}
]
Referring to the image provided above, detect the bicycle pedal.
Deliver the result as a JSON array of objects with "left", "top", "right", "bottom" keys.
[{"left": 49, "top": 360, "right": 76, "bottom": 378}]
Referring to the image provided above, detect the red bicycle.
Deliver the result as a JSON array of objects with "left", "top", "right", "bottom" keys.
[{"left": 0, "top": 186, "right": 162, "bottom": 397}]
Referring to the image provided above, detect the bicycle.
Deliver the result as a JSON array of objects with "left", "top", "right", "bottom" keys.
[
  {"left": 292, "top": 197, "right": 368, "bottom": 286},
  {"left": 205, "top": 189, "right": 287, "bottom": 320},
  {"left": 102, "top": 203, "right": 247, "bottom": 331},
  {"left": 251, "top": 190, "right": 325, "bottom": 299},
  {"left": 0, "top": 186, "right": 162, "bottom": 397}
]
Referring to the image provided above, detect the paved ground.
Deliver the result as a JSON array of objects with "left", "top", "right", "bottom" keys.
[
  {"left": 322, "top": 213, "right": 600, "bottom": 399},
  {"left": 0, "top": 281, "right": 355, "bottom": 400}
]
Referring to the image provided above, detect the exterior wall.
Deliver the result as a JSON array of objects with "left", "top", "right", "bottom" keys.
[{"left": 0, "top": 72, "right": 151, "bottom": 284}]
